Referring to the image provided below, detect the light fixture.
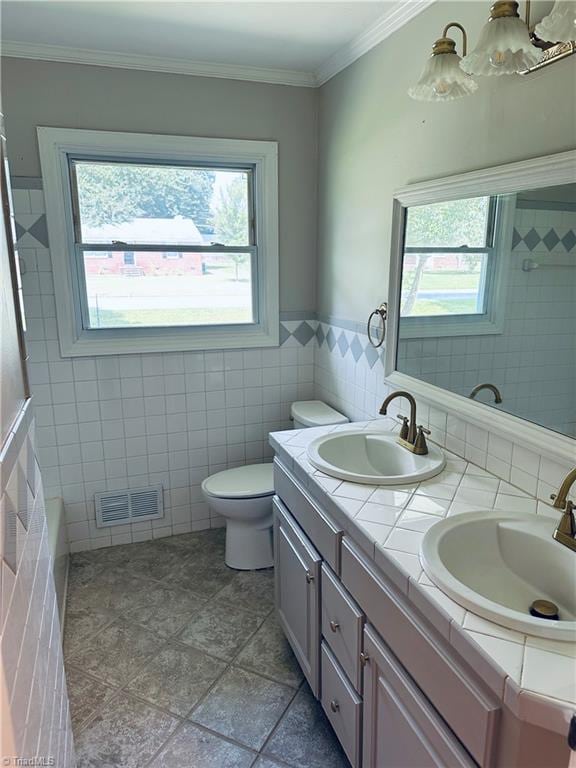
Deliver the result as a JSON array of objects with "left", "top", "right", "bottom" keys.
[
  {"left": 460, "top": 1, "right": 542, "bottom": 76},
  {"left": 535, "top": 1, "right": 576, "bottom": 43},
  {"left": 408, "top": 23, "right": 478, "bottom": 101}
]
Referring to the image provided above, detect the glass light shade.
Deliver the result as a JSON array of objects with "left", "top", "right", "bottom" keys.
[
  {"left": 535, "top": 1, "right": 576, "bottom": 42},
  {"left": 409, "top": 52, "right": 478, "bottom": 101},
  {"left": 460, "top": 16, "right": 542, "bottom": 75}
]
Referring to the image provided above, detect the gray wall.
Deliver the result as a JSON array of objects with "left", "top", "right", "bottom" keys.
[
  {"left": 1, "top": 57, "right": 318, "bottom": 312},
  {"left": 316, "top": 0, "right": 576, "bottom": 323}
]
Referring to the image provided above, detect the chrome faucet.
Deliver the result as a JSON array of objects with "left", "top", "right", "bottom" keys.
[
  {"left": 551, "top": 467, "right": 576, "bottom": 552},
  {"left": 379, "top": 390, "right": 430, "bottom": 455},
  {"left": 469, "top": 383, "right": 503, "bottom": 404}
]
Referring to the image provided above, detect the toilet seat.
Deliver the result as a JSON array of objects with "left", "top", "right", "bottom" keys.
[{"left": 202, "top": 463, "right": 274, "bottom": 500}]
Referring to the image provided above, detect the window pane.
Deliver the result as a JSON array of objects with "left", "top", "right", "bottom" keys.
[
  {"left": 73, "top": 160, "right": 251, "bottom": 246},
  {"left": 405, "top": 197, "right": 492, "bottom": 248},
  {"left": 83, "top": 250, "right": 254, "bottom": 328},
  {"left": 400, "top": 252, "right": 488, "bottom": 317}
]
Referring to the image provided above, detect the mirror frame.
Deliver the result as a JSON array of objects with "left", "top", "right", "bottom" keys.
[{"left": 385, "top": 149, "right": 576, "bottom": 464}]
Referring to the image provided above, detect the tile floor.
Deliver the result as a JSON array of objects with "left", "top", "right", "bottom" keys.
[{"left": 64, "top": 529, "right": 350, "bottom": 768}]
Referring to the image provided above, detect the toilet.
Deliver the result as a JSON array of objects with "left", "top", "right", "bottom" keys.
[{"left": 201, "top": 400, "right": 348, "bottom": 570}]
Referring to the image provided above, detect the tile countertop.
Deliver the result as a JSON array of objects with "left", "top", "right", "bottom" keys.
[{"left": 269, "top": 418, "right": 576, "bottom": 737}]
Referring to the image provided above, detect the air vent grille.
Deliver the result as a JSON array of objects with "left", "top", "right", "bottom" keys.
[{"left": 95, "top": 485, "right": 163, "bottom": 528}]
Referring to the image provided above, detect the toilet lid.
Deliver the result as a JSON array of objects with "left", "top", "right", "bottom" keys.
[{"left": 202, "top": 463, "right": 274, "bottom": 499}]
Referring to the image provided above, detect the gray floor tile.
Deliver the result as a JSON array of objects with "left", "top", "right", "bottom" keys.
[
  {"left": 65, "top": 666, "right": 117, "bottom": 732},
  {"left": 121, "top": 581, "right": 207, "bottom": 639},
  {"left": 74, "top": 691, "right": 178, "bottom": 768},
  {"left": 264, "top": 684, "right": 349, "bottom": 768},
  {"left": 160, "top": 528, "right": 225, "bottom": 562},
  {"left": 63, "top": 606, "right": 114, "bottom": 659},
  {"left": 67, "top": 568, "right": 159, "bottom": 615},
  {"left": 126, "top": 642, "right": 226, "bottom": 716},
  {"left": 177, "top": 600, "right": 263, "bottom": 660},
  {"left": 67, "top": 558, "right": 105, "bottom": 589},
  {"left": 152, "top": 722, "right": 255, "bottom": 768},
  {"left": 214, "top": 568, "right": 275, "bottom": 617},
  {"left": 236, "top": 614, "right": 304, "bottom": 688},
  {"left": 67, "top": 617, "right": 165, "bottom": 687},
  {"left": 253, "top": 758, "right": 288, "bottom": 768},
  {"left": 191, "top": 666, "right": 295, "bottom": 750},
  {"left": 163, "top": 558, "right": 236, "bottom": 596}
]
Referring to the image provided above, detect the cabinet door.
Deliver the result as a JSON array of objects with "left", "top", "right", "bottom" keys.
[
  {"left": 274, "top": 497, "right": 322, "bottom": 697},
  {"left": 362, "top": 625, "right": 476, "bottom": 768}
]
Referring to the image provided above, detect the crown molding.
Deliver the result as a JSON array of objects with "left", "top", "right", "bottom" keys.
[
  {"left": 1, "top": 2, "right": 435, "bottom": 89},
  {"left": 315, "top": 0, "right": 436, "bottom": 86},
  {"left": 0, "top": 40, "right": 317, "bottom": 88}
]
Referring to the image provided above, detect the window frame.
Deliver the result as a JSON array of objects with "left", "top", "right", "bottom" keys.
[
  {"left": 38, "top": 128, "right": 279, "bottom": 356},
  {"left": 397, "top": 195, "right": 515, "bottom": 339}
]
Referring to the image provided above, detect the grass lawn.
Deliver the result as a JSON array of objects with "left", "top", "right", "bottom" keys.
[
  {"left": 89, "top": 306, "right": 252, "bottom": 328},
  {"left": 402, "top": 271, "right": 480, "bottom": 290},
  {"left": 409, "top": 299, "right": 478, "bottom": 316}
]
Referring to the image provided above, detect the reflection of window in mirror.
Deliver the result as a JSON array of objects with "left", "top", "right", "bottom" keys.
[
  {"left": 396, "top": 181, "right": 576, "bottom": 439},
  {"left": 399, "top": 194, "right": 515, "bottom": 338}
]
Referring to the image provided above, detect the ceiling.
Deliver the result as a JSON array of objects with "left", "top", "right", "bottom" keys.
[{"left": 0, "top": 1, "right": 433, "bottom": 86}]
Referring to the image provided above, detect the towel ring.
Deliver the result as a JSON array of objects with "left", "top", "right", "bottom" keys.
[{"left": 367, "top": 303, "right": 387, "bottom": 348}]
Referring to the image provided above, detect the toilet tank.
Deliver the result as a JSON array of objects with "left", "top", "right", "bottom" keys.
[{"left": 290, "top": 400, "right": 349, "bottom": 429}]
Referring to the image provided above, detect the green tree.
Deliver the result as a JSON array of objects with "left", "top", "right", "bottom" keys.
[
  {"left": 405, "top": 197, "right": 491, "bottom": 249},
  {"left": 213, "top": 176, "right": 249, "bottom": 280},
  {"left": 76, "top": 163, "right": 216, "bottom": 232}
]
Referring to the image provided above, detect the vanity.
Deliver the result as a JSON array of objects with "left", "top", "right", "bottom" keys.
[{"left": 271, "top": 151, "right": 576, "bottom": 768}]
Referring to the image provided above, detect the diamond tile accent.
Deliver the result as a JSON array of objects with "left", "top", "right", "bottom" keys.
[
  {"left": 316, "top": 325, "right": 325, "bottom": 347},
  {"left": 511, "top": 228, "right": 522, "bottom": 250},
  {"left": 279, "top": 324, "right": 291, "bottom": 345},
  {"left": 15, "top": 212, "right": 49, "bottom": 248},
  {"left": 337, "top": 331, "right": 349, "bottom": 357},
  {"left": 364, "top": 344, "right": 379, "bottom": 369},
  {"left": 523, "top": 228, "right": 542, "bottom": 251},
  {"left": 292, "top": 321, "right": 315, "bottom": 346},
  {"left": 350, "top": 334, "right": 363, "bottom": 362},
  {"left": 562, "top": 230, "right": 576, "bottom": 252},
  {"left": 326, "top": 327, "right": 337, "bottom": 352},
  {"left": 542, "top": 229, "right": 560, "bottom": 251}
]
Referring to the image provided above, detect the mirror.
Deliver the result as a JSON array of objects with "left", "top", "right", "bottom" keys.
[{"left": 395, "top": 180, "right": 576, "bottom": 439}]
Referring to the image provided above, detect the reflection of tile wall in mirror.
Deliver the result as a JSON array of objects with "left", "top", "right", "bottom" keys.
[{"left": 397, "top": 184, "right": 576, "bottom": 438}]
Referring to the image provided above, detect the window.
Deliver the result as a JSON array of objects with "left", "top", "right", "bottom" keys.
[
  {"left": 399, "top": 195, "right": 513, "bottom": 338},
  {"left": 38, "top": 129, "right": 278, "bottom": 356}
]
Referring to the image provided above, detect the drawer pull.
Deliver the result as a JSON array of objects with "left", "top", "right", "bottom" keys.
[
  {"left": 305, "top": 570, "right": 314, "bottom": 584},
  {"left": 330, "top": 699, "right": 340, "bottom": 713},
  {"left": 360, "top": 652, "right": 370, "bottom": 666},
  {"left": 329, "top": 620, "right": 340, "bottom": 633}
]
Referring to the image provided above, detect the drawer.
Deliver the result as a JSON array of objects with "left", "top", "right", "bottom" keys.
[
  {"left": 274, "top": 458, "right": 342, "bottom": 573},
  {"left": 321, "top": 642, "right": 362, "bottom": 768},
  {"left": 341, "top": 538, "right": 499, "bottom": 767},
  {"left": 322, "top": 563, "right": 364, "bottom": 692}
]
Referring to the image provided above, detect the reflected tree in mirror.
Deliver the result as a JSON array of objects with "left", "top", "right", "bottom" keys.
[{"left": 402, "top": 196, "right": 495, "bottom": 317}]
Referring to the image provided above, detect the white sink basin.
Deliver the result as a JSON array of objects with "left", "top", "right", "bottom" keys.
[
  {"left": 307, "top": 430, "right": 445, "bottom": 485},
  {"left": 421, "top": 510, "right": 576, "bottom": 641}
]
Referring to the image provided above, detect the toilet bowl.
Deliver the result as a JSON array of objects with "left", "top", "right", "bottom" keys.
[
  {"left": 202, "top": 464, "right": 275, "bottom": 570},
  {"left": 202, "top": 401, "right": 348, "bottom": 571}
]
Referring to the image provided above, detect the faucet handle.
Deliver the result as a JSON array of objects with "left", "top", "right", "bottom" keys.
[
  {"left": 413, "top": 425, "right": 431, "bottom": 456},
  {"left": 396, "top": 414, "right": 410, "bottom": 441}
]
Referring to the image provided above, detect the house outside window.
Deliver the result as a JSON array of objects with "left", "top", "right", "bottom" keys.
[{"left": 38, "top": 128, "right": 278, "bottom": 356}]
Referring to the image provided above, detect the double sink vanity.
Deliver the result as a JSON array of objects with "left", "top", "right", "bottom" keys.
[
  {"left": 270, "top": 403, "right": 575, "bottom": 768},
  {"left": 269, "top": 143, "right": 576, "bottom": 768}
]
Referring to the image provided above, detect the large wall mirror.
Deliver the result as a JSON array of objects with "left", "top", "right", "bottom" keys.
[{"left": 387, "top": 151, "right": 576, "bottom": 448}]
